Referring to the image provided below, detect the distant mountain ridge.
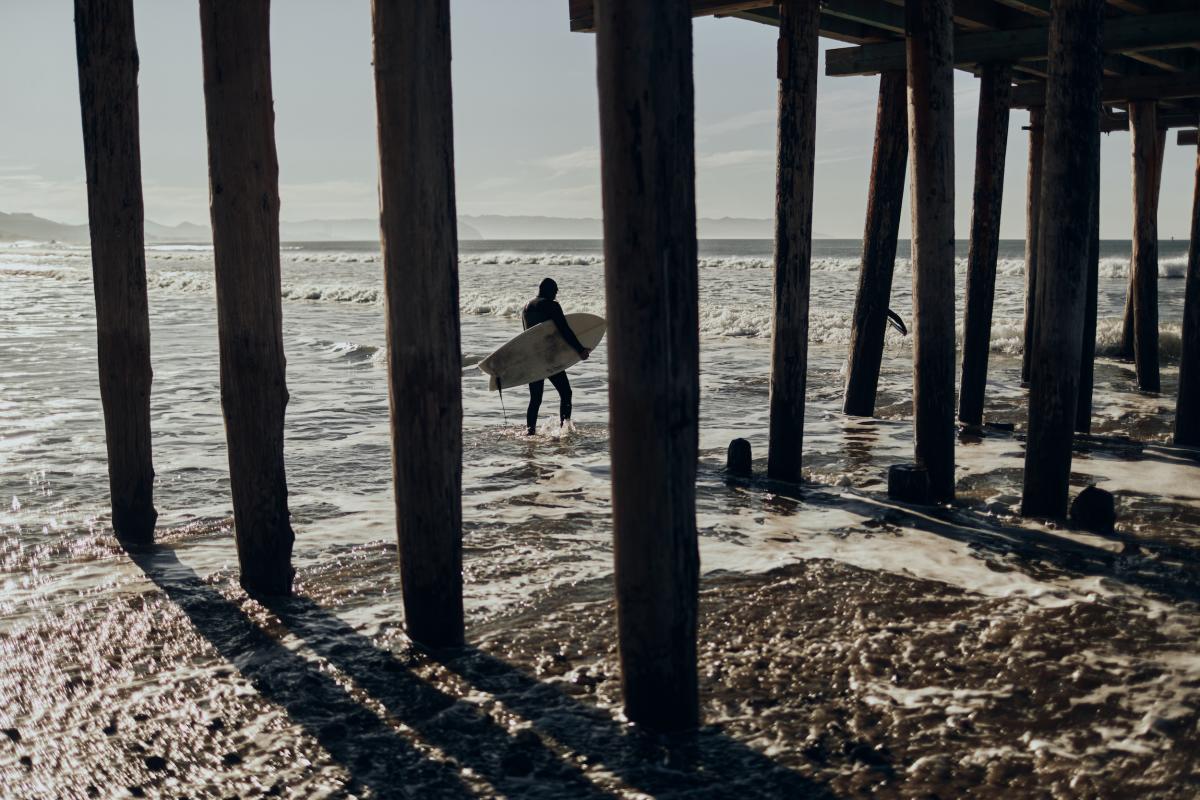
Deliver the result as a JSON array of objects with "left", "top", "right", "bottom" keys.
[{"left": 1, "top": 211, "right": 803, "bottom": 243}]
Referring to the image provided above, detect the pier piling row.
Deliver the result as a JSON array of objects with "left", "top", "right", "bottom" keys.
[{"left": 69, "top": 0, "right": 1200, "bottom": 737}]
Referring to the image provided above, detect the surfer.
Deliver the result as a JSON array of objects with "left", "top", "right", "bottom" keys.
[{"left": 522, "top": 278, "right": 590, "bottom": 435}]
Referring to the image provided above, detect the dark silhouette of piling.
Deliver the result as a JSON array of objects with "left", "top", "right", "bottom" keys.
[
  {"left": 73, "top": 0, "right": 157, "bottom": 543},
  {"left": 767, "top": 0, "right": 820, "bottom": 483},
  {"left": 1129, "top": 100, "right": 1161, "bottom": 393},
  {"left": 726, "top": 439, "right": 753, "bottom": 478},
  {"left": 906, "top": 0, "right": 957, "bottom": 501},
  {"left": 1021, "top": 108, "right": 1045, "bottom": 386},
  {"left": 1077, "top": 152, "right": 1100, "bottom": 434},
  {"left": 1022, "top": 0, "right": 1105, "bottom": 519},
  {"left": 1178, "top": 134, "right": 1200, "bottom": 446},
  {"left": 371, "top": 0, "right": 464, "bottom": 647},
  {"left": 958, "top": 63, "right": 1011, "bottom": 427},
  {"left": 199, "top": 0, "right": 294, "bottom": 594},
  {"left": 1120, "top": 128, "right": 1166, "bottom": 362},
  {"left": 595, "top": 0, "right": 700, "bottom": 731},
  {"left": 844, "top": 70, "right": 907, "bottom": 418}
]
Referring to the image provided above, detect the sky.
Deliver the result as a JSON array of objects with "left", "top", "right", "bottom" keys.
[{"left": 0, "top": 0, "right": 1195, "bottom": 239}]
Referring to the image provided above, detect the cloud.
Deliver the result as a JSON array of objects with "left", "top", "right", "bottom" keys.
[
  {"left": 532, "top": 146, "right": 601, "bottom": 176},
  {"left": 697, "top": 149, "right": 774, "bottom": 168},
  {"left": 698, "top": 108, "right": 775, "bottom": 137}
]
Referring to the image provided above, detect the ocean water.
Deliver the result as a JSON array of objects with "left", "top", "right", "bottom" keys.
[{"left": 2, "top": 238, "right": 1199, "bottom": 797}]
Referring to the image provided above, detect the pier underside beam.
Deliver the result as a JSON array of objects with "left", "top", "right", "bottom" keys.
[
  {"left": 843, "top": 70, "right": 907, "bottom": 419},
  {"left": 768, "top": 0, "right": 820, "bottom": 482},
  {"left": 372, "top": 0, "right": 465, "bottom": 648},
  {"left": 199, "top": 0, "right": 295, "bottom": 595},
  {"left": 73, "top": 0, "right": 157, "bottom": 543},
  {"left": 959, "top": 62, "right": 1012, "bottom": 427},
  {"left": 1177, "top": 133, "right": 1200, "bottom": 446},
  {"left": 1022, "top": 0, "right": 1105, "bottom": 519},
  {"left": 595, "top": 0, "right": 701, "bottom": 731},
  {"left": 907, "top": 0, "right": 957, "bottom": 501}
]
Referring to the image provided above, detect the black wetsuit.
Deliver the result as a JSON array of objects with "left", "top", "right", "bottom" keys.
[{"left": 522, "top": 296, "right": 586, "bottom": 431}]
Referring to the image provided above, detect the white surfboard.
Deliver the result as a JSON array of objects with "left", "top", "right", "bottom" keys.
[{"left": 478, "top": 313, "right": 606, "bottom": 391}]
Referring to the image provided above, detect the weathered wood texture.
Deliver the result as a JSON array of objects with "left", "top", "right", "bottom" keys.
[
  {"left": 73, "top": 0, "right": 157, "bottom": 542},
  {"left": 843, "top": 70, "right": 908, "bottom": 418},
  {"left": 906, "top": 0, "right": 957, "bottom": 501},
  {"left": 958, "top": 63, "right": 1012, "bottom": 427},
  {"left": 1119, "top": 126, "right": 1165, "bottom": 362},
  {"left": 199, "top": 0, "right": 294, "bottom": 594},
  {"left": 1021, "top": 0, "right": 1105, "bottom": 519},
  {"left": 1176, "top": 135, "right": 1200, "bottom": 446},
  {"left": 1130, "top": 100, "right": 1162, "bottom": 392},
  {"left": 1021, "top": 108, "right": 1044, "bottom": 385},
  {"left": 372, "top": 0, "right": 464, "bottom": 647},
  {"left": 767, "top": 0, "right": 820, "bottom": 483},
  {"left": 595, "top": 0, "right": 701, "bottom": 731},
  {"left": 1077, "top": 152, "right": 1101, "bottom": 433}
]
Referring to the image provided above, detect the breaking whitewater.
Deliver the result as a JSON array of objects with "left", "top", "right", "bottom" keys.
[{"left": 2, "top": 238, "right": 1198, "bottom": 798}]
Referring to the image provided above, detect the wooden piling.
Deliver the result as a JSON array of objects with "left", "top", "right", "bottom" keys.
[
  {"left": 73, "top": 0, "right": 157, "bottom": 543},
  {"left": 1129, "top": 100, "right": 1161, "bottom": 393},
  {"left": 1176, "top": 134, "right": 1200, "bottom": 446},
  {"left": 1021, "top": 108, "right": 1045, "bottom": 386},
  {"left": 843, "top": 70, "right": 908, "bottom": 418},
  {"left": 1120, "top": 127, "right": 1166, "bottom": 361},
  {"left": 767, "top": 0, "right": 820, "bottom": 483},
  {"left": 958, "top": 63, "right": 1012, "bottom": 427},
  {"left": 1021, "top": 0, "right": 1105, "bottom": 519},
  {"left": 1077, "top": 152, "right": 1101, "bottom": 434},
  {"left": 595, "top": 0, "right": 700, "bottom": 731},
  {"left": 906, "top": 0, "right": 957, "bottom": 501},
  {"left": 199, "top": 0, "right": 294, "bottom": 595},
  {"left": 371, "top": 0, "right": 464, "bottom": 647}
]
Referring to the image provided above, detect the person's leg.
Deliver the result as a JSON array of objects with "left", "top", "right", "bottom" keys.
[
  {"left": 548, "top": 371, "right": 572, "bottom": 424},
  {"left": 526, "top": 379, "right": 545, "bottom": 434}
]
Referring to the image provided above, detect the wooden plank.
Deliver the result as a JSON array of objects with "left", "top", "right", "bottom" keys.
[
  {"left": 596, "top": 0, "right": 700, "bottom": 732},
  {"left": 199, "top": 0, "right": 295, "bottom": 594},
  {"left": 1100, "top": 108, "right": 1200, "bottom": 131},
  {"left": 959, "top": 64, "right": 1012, "bottom": 426},
  {"left": 73, "top": 0, "right": 157, "bottom": 543},
  {"left": 1021, "top": 108, "right": 1044, "bottom": 385},
  {"left": 1131, "top": 100, "right": 1162, "bottom": 392},
  {"left": 826, "top": 11, "right": 1200, "bottom": 76},
  {"left": 907, "top": 0, "right": 957, "bottom": 502},
  {"left": 1177, "top": 131, "right": 1200, "bottom": 445},
  {"left": 372, "top": 0, "right": 465, "bottom": 648},
  {"left": 843, "top": 71, "right": 908, "bottom": 417},
  {"left": 768, "top": 0, "right": 821, "bottom": 483},
  {"left": 1180, "top": 129, "right": 1199, "bottom": 145},
  {"left": 1021, "top": 0, "right": 1105, "bottom": 520},
  {"left": 822, "top": 0, "right": 904, "bottom": 34},
  {"left": 1011, "top": 72, "right": 1200, "bottom": 108}
]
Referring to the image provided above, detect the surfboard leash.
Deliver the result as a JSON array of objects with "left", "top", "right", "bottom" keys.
[{"left": 497, "top": 377, "right": 509, "bottom": 426}]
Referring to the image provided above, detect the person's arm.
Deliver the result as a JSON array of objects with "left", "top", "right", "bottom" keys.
[{"left": 549, "top": 301, "right": 588, "bottom": 356}]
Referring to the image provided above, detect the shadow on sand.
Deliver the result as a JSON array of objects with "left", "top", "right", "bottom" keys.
[{"left": 124, "top": 542, "right": 833, "bottom": 799}]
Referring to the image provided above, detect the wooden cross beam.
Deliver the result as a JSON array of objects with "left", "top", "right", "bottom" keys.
[
  {"left": 1011, "top": 72, "right": 1200, "bottom": 108},
  {"left": 1180, "top": 128, "right": 1199, "bottom": 145},
  {"left": 826, "top": 11, "right": 1200, "bottom": 76}
]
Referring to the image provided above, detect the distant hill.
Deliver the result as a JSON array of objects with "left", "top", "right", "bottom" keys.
[
  {"left": 461, "top": 214, "right": 827, "bottom": 239},
  {"left": 0, "top": 211, "right": 483, "bottom": 244},
  {"left": 1, "top": 211, "right": 810, "bottom": 244}
]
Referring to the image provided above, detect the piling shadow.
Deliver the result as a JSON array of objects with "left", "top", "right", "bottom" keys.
[
  {"left": 754, "top": 477, "right": 1200, "bottom": 605},
  {"left": 270, "top": 595, "right": 836, "bottom": 799},
  {"left": 126, "top": 542, "right": 832, "bottom": 798}
]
